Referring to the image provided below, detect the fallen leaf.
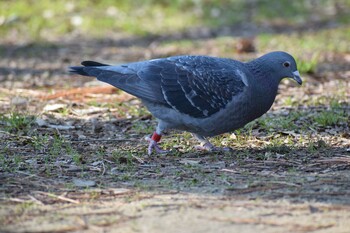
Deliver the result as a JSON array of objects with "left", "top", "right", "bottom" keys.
[{"left": 43, "top": 103, "right": 67, "bottom": 112}]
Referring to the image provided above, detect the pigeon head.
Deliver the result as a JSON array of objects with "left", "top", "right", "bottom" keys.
[{"left": 261, "top": 51, "right": 302, "bottom": 85}]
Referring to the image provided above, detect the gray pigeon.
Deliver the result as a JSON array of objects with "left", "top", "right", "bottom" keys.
[{"left": 70, "top": 51, "right": 302, "bottom": 155}]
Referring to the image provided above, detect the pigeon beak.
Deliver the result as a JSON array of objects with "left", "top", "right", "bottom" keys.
[{"left": 292, "top": 70, "right": 302, "bottom": 85}]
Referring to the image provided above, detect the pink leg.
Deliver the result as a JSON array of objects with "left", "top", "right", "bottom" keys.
[{"left": 146, "top": 132, "right": 169, "bottom": 155}]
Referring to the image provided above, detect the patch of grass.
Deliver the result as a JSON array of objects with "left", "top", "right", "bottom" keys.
[
  {"left": 313, "top": 110, "right": 347, "bottom": 127},
  {"left": 300, "top": 96, "right": 348, "bottom": 127},
  {"left": 330, "top": 98, "right": 343, "bottom": 109},
  {"left": 111, "top": 150, "right": 136, "bottom": 170},
  {"left": 30, "top": 134, "right": 49, "bottom": 151},
  {"left": 0, "top": 0, "right": 197, "bottom": 40},
  {"left": 131, "top": 121, "right": 154, "bottom": 134},
  {"left": 0, "top": 112, "right": 35, "bottom": 134},
  {"left": 107, "top": 102, "right": 150, "bottom": 119},
  {"left": 1, "top": 1, "right": 348, "bottom": 41},
  {"left": 49, "top": 134, "right": 65, "bottom": 158},
  {"left": 303, "top": 95, "right": 348, "bottom": 111},
  {"left": 41, "top": 133, "right": 82, "bottom": 165},
  {"left": 129, "top": 105, "right": 150, "bottom": 118},
  {"left": 254, "top": 1, "right": 310, "bottom": 24},
  {"left": 13, "top": 153, "right": 24, "bottom": 168},
  {"left": 158, "top": 133, "right": 189, "bottom": 153},
  {"left": 70, "top": 148, "right": 83, "bottom": 165},
  {"left": 255, "top": 152, "right": 271, "bottom": 161},
  {"left": 96, "top": 145, "right": 107, "bottom": 160},
  {"left": 14, "top": 202, "right": 36, "bottom": 215},
  {"left": 257, "top": 112, "right": 301, "bottom": 132},
  {"left": 265, "top": 140, "right": 293, "bottom": 154},
  {"left": 120, "top": 173, "right": 132, "bottom": 181},
  {"left": 57, "top": 107, "right": 71, "bottom": 116},
  {"left": 0, "top": 144, "right": 25, "bottom": 172},
  {"left": 258, "top": 27, "right": 350, "bottom": 54},
  {"left": 0, "top": 147, "right": 11, "bottom": 172},
  {"left": 307, "top": 139, "right": 328, "bottom": 154},
  {"left": 283, "top": 97, "right": 295, "bottom": 107},
  {"left": 296, "top": 53, "right": 320, "bottom": 74},
  {"left": 87, "top": 100, "right": 123, "bottom": 109},
  {"left": 64, "top": 182, "right": 75, "bottom": 190},
  {"left": 287, "top": 167, "right": 298, "bottom": 174},
  {"left": 230, "top": 121, "right": 255, "bottom": 145}
]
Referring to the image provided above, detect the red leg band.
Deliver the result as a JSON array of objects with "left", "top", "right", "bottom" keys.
[{"left": 151, "top": 132, "right": 162, "bottom": 142}]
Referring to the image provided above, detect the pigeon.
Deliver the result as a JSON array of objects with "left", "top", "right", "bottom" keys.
[{"left": 70, "top": 51, "right": 302, "bottom": 155}]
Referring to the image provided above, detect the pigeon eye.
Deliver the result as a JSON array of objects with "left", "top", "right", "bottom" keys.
[{"left": 283, "top": 61, "right": 290, "bottom": 68}]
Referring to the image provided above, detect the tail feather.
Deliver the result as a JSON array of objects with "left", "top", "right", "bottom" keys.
[
  {"left": 81, "top": 61, "right": 109, "bottom": 67},
  {"left": 69, "top": 60, "right": 110, "bottom": 76},
  {"left": 69, "top": 66, "right": 89, "bottom": 76}
]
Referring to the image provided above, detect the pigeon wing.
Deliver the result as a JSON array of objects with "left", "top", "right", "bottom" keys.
[{"left": 158, "top": 56, "right": 247, "bottom": 118}]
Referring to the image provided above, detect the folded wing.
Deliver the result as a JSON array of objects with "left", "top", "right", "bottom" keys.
[{"left": 70, "top": 56, "right": 248, "bottom": 118}]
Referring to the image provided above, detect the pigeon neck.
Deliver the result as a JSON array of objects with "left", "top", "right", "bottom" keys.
[
  {"left": 246, "top": 58, "right": 279, "bottom": 90},
  {"left": 246, "top": 58, "right": 271, "bottom": 80},
  {"left": 245, "top": 58, "right": 280, "bottom": 113}
]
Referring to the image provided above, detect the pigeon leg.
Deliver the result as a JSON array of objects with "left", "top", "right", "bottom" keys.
[
  {"left": 193, "top": 134, "right": 231, "bottom": 152},
  {"left": 146, "top": 132, "right": 169, "bottom": 155}
]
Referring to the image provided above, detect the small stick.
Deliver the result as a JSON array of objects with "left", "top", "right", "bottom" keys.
[{"left": 34, "top": 191, "right": 80, "bottom": 204}]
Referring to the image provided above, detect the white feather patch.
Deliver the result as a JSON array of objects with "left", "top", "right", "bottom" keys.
[{"left": 236, "top": 69, "right": 249, "bottom": 87}]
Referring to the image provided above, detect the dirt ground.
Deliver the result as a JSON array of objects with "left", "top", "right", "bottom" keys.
[{"left": 0, "top": 30, "right": 350, "bottom": 233}]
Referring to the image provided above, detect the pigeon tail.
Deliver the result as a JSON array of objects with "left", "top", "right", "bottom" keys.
[
  {"left": 69, "top": 66, "right": 88, "bottom": 76},
  {"left": 69, "top": 61, "right": 110, "bottom": 76}
]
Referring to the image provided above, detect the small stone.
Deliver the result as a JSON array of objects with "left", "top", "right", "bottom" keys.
[
  {"left": 72, "top": 178, "right": 96, "bottom": 187},
  {"left": 11, "top": 97, "right": 28, "bottom": 106},
  {"left": 306, "top": 176, "right": 317, "bottom": 182}
]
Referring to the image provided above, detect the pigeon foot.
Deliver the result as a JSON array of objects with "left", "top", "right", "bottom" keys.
[
  {"left": 195, "top": 142, "right": 232, "bottom": 152},
  {"left": 145, "top": 132, "right": 169, "bottom": 155},
  {"left": 147, "top": 139, "right": 169, "bottom": 155}
]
